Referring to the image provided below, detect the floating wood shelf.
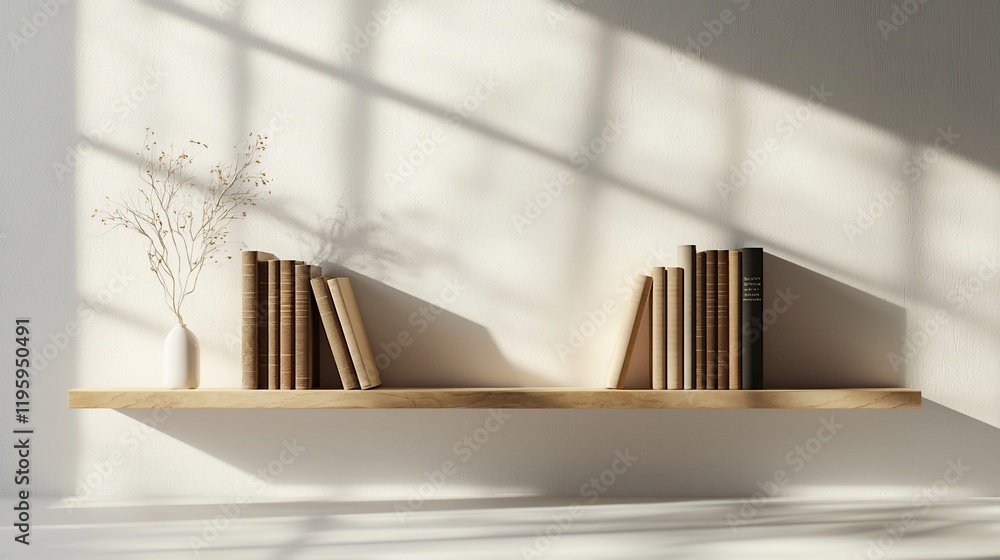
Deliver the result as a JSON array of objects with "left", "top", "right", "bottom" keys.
[{"left": 68, "top": 387, "right": 920, "bottom": 409}]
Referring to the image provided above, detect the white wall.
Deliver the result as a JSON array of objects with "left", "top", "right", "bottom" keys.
[{"left": 2, "top": 0, "right": 1000, "bottom": 502}]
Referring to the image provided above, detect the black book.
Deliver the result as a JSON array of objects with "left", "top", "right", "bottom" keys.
[{"left": 741, "top": 247, "right": 764, "bottom": 389}]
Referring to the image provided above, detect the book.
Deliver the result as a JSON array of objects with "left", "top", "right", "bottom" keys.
[
  {"left": 267, "top": 259, "right": 280, "bottom": 390},
  {"left": 705, "top": 250, "right": 718, "bottom": 389},
  {"left": 329, "top": 278, "right": 382, "bottom": 389},
  {"left": 741, "top": 247, "right": 764, "bottom": 389},
  {"left": 667, "top": 267, "right": 683, "bottom": 390},
  {"left": 717, "top": 252, "right": 729, "bottom": 390},
  {"left": 279, "top": 260, "right": 295, "bottom": 390},
  {"left": 651, "top": 267, "right": 666, "bottom": 390},
  {"left": 241, "top": 250, "right": 258, "bottom": 390},
  {"left": 311, "top": 277, "right": 360, "bottom": 390},
  {"left": 309, "top": 265, "right": 322, "bottom": 389},
  {"left": 294, "top": 264, "right": 311, "bottom": 390},
  {"left": 728, "top": 250, "right": 742, "bottom": 390},
  {"left": 678, "top": 245, "right": 696, "bottom": 390},
  {"left": 695, "top": 251, "right": 706, "bottom": 390},
  {"left": 606, "top": 275, "right": 652, "bottom": 389},
  {"left": 256, "top": 254, "right": 271, "bottom": 390}
]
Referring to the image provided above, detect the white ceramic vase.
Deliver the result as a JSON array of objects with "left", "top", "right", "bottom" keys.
[{"left": 164, "top": 323, "right": 200, "bottom": 389}]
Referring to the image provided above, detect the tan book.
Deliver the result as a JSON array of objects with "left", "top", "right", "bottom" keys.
[
  {"left": 651, "top": 267, "right": 666, "bottom": 390},
  {"left": 729, "top": 250, "right": 742, "bottom": 390},
  {"left": 267, "top": 260, "right": 280, "bottom": 390},
  {"left": 717, "top": 253, "right": 729, "bottom": 390},
  {"left": 311, "top": 277, "right": 360, "bottom": 390},
  {"left": 706, "top": 250, "right": 718, "bottom": 389},
  {"left": 667, "top": 267, "right": 684, "bottom": 390},
  {"left": 696, "top": 252, "right": 706, "bottom": 390},
  {"left": 241, "top": 251, "right": 258, "bottom": 390},
  {"left": 294, "top": 264, "right": 311, "bottom": 390},
  {"left": 606, "top": 275, "right": 652, "bottom": 389},
  {"left": 329, "top": 278, "right": 382, "bottom": 389},
  {"left": 309, "top": 265, "right": 322, "bottom": 389},
  {"left": 678, "top": 245, "right": 696, "bottom": 389},
  {"left": 279, "top": 260, "right": 295, "bottom": 390}
]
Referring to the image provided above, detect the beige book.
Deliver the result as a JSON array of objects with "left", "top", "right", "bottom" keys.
[
  {"left": 309, "top": 265, "right": 322, "bottom": 389},
  {"left": 267, "top": 260, "right": 280, "bottom": 390},
  {"left": 311, "top": 277, "right": 360, "bottom": 390},
  {"left": 329, "top": 278, "right": 382, "bottom": 389},
  {"left": 667, "top": 267, "right": 684, "bottom": 390},
  {"left": 606, "top": 275, "right": 653, "bottom": 389},
  {"left": 294, "top": 264, "right": 311, "bottom": 390},
  {"left": 279, "top": 260, "right": 295, "bottom": 390},
  {"left": 651, "top": 267, "right": 666, "bottom": 390},
  {"left": 241, "top": 250, "right": 258, "bottom": 390},
  {"left": 717, "top": 253, "right": 729, "bottom": 390},
  {"left": 729, "top": 250, "right": 742, "bottom": 390}
]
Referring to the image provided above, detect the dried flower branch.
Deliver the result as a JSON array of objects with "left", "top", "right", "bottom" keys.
[{"left": 93, "top": 129, "right": 271, "bottom": 324}]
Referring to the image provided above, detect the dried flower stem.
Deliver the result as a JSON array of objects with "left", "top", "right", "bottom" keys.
[{"left": 94, "top": 129, "right": 270, "bottom": 324}]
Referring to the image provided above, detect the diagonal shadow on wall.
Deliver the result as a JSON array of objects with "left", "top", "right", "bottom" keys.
[
  {"left": 765, "top": 252, "right": 906, "bottom": 388},
  {"left": 575, "top": 0, "right": 1000, "bottom": 173}
]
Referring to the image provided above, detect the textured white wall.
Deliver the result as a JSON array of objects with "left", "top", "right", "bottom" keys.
[{"left": 2, "top": 0, "right": 1000, "bottom": 501}]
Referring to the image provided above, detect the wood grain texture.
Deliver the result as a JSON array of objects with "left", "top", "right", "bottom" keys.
[{"left": 68, "top": 388, "right": 921, "bottom": 409}]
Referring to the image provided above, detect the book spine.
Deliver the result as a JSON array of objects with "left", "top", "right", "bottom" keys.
[
  {"left": 294, "top": 264, "right": 311, "bottom": 390},
  {"left": 741, "top": 247, "right": 764, "bottom": 389},
  {"left": 695, "top": 252, "right": 706, "bottom": 390},
  {"left": 309, "top": 265, "right": 321, "bottom": 389},
  {"left": 728, "top": 250, "right": 742, "bottom": 390},
  {"left": 651, "top": 267, "right": 666, "bottom": 390},
  {"left": 667, "top": 267, "right": 683, "bottom": 390},
  {"left": 279, "top": 260, "right": 295, "bottom": 390},
  {"left": 717, "top": 252, "right": 729, "bottom": 390},
  {"left": 328, "top": 278, "right": 367, "bottom": 388},
  {"left": 241, "top": 251, "right": 258, "bottom": 390},
  {"left": 606, "top": 275, "right": 653, "bottom": 389},
  {"left": 705, "top": 250, "right": 718, "bottom": 389},
  {"left": 256, "top": 257, "right": 269, "bottom": 390},
  {"left": 311, "top": 277, "right": 360, "bottom": 389},
  {"left": 336, "top": 278, "right": 382, "bottom": 389},
  {"left": 267, "top": 260, "right": 280, "bottom": 389},
  {"left": 678, "top": 245, "right": 696, "bottom": 390}
]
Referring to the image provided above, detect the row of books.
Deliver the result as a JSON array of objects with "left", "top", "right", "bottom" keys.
[
  {"left": 606, "top": 246, "right": 764, "bottom": 390},
  {"left": 241, "top": 250, "right": 382, "bottom": 390}
]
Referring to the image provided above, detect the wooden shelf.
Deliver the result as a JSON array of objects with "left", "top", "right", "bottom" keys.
[{"left": 68, "top": 387, "right": 920, "bottom": 409}]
